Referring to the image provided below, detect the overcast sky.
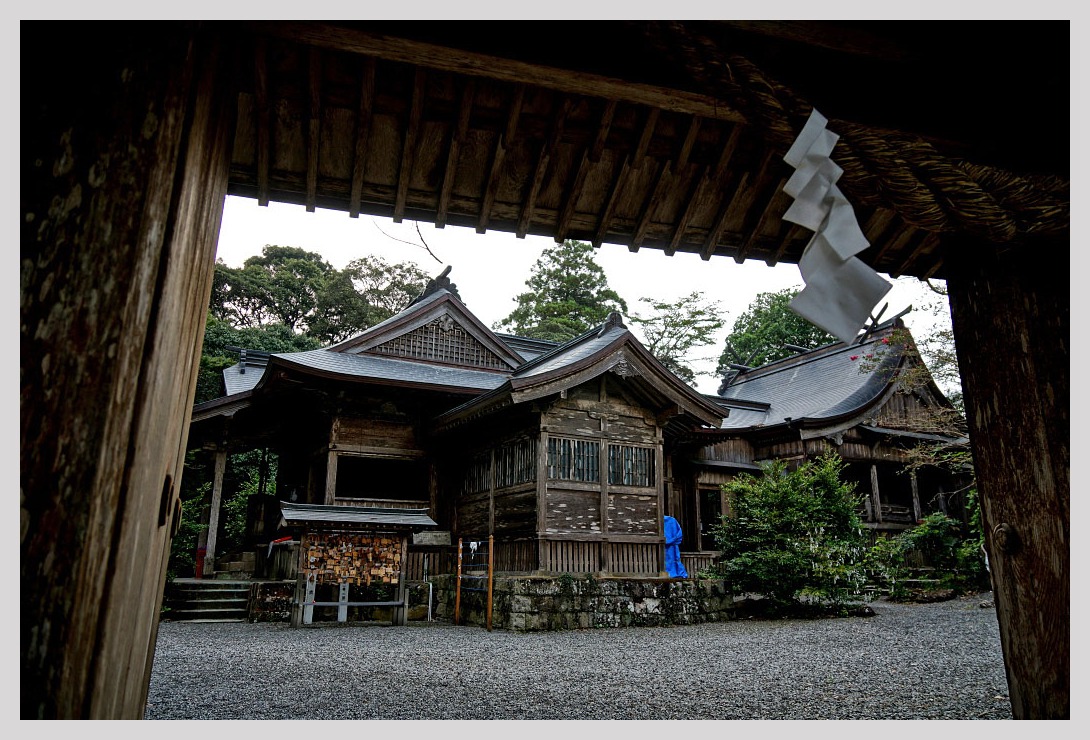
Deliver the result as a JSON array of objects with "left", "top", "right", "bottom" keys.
[{"left": 215, "top": 195, "right": 953, "bottom": 395}]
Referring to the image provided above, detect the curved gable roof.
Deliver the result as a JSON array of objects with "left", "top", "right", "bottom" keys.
[{"left": 715, "top": 321, "right": 944, "bottom": 432}]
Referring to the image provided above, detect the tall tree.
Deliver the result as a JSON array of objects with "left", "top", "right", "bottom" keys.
[
  {"left": 212, "top": 245, "right": 335, "bottom": 331},
  {"left": 309, "top": 255, "right": 431, "bottom": 344},
  {"left": 717, "top": 288, "right": 836, "bottom": 373},
  {"left": 494, "top": 239, "right": 627, "bottom": 342},
  {"left": 628, "top": 291, "right": 724, "bottom": 386}
]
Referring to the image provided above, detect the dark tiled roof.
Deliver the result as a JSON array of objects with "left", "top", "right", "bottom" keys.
[
  {"left": 716, "top": 326, "right": 905, "bottom": 430},
  {"left": 223, "top": 362, "right": 265, "bottom": 395},
  {"left": 271, "top": 348, "right": 509, "bottom": 391},
  {"left": 513, "top": 325, "right": 627, "bottom": 379},
  {"left": 280, "top": 502, "right": 437, "bottom": 529},
  {"left": 495, "top": 333, "right": 560, "bottom": 361}
]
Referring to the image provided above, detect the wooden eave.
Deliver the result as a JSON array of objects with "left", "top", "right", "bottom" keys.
[
  {"left": 258, "top": 355, "right": 497, "bottom": 397},
  {"left": 223, "top": 21, "right": 1068, "bottom": 282}
]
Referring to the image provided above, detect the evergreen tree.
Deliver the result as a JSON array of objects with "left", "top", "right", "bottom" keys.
[
  {"left": 717, "top": 288, "right": 836, "bottom": 372},
  {"left": 494, "top": 239, "right": 627, "bottom": 342}
]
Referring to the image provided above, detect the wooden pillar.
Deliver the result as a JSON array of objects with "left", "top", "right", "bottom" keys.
[
  {"left": 869, "top": 464, "right": 883, "bottom": 523},
  {"left": 946, "top": 237, "right": 1069, "bottom": 719},
  {"left": 203, "top": 449, "right": 228, "bottom": 578},
  {"left": 910, "top": 471, "right": 923, "bottom": 522},
  {"left": 324, "top": 450, "right": 338, "bottom": 505},
  {"left": 20, "top": 23, "right": 236, "bottom": 719}
]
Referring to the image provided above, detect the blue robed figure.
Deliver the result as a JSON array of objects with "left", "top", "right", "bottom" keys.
[{"left": 663, "top": 515, "right": 688, "bottom": 578}]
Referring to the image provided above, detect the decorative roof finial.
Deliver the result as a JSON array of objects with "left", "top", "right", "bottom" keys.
[{"left": 409, "top": 265, "right": 461, "bottom": 306}]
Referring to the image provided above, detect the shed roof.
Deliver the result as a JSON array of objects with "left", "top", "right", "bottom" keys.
[{"left": 279, "top": 502, "right": 437, "bottom": 530}]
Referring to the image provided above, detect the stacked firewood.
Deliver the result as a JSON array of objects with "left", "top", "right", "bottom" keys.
[{"left": 302, "top": 532, "right": 401, "bottom": 586}]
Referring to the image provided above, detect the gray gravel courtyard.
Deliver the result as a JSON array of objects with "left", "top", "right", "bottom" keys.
[{"left": 145, "top": 592, "right": 1011, "bottom": 720}]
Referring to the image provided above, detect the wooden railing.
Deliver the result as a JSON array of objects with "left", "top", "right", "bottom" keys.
[{"left": 680, "top": 551, "right": 720, "bottom": 577}]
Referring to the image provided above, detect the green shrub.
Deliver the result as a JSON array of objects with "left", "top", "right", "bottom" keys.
[{"left": 710, "top": 453, "right": 869, "bottom": 609}]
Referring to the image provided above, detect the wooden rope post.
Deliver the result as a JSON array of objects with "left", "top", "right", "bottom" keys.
[
  {"left": 486, "top": 535, "right": 494, "bottom": 632},
  {"left": 454, "top": 537, "right": 463, "bottom": 625}
]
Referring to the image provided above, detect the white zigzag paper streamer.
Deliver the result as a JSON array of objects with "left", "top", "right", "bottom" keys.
[{"left": 781, "top": 110, "right": 891, "bottom": 343}]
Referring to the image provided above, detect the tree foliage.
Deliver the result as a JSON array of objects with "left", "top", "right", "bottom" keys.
[
  {"left": 717, "top": 288, "right": 836, "bottom": 373},
  {"left": 710, "top": 453, "right": 869, "bottom": 609},
  {"left": 628, "top": 291, "right": 724, "bottom": 385},
  {"left": 494, "top": 239, "right": 627, "bottom": 342}
]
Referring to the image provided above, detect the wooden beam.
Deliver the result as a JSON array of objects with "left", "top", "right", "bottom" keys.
[
  {"left": 701, "top": 171, "right": 750, "bottom": 260},
  {"left": 631, "top": 107, "right": 660, "bottom": 169},
  {"left": 393, "top": 67, "right": 427, "bottom": 223},
  {"left": 732, "top": 151, "right": 778, "bottom": 263},
  {"left": 436, "top": 77, "right": 475, "bottom": 228},
  {"left": 254, "top": 37, "right": 270, "bottom": 207},
  {"left": 556, "top": 99, "right": 617, "bottom": 242},
  {"left": 593, "top": 154, "right": 631, "bottom": 248},
  {"left": 737, "top": 175, "right": 789, "bottom": 263},
  {"left": 348, "top": 57, "right": 376, "bottom": 218},
  {"left": 768, "top": 222, "right": 808, "bottom": 266},
  {"left": 305, "top": 48, "right": 321, "bottom": 212},
  {"left": 630, "top": 159, "right": 673, "bottom": 252},
  {"left": 890, "top": 232, "right": 940, "bottom": 278},
  {"left": 665, "top": 164, "right": 709, "bottom": 256},
  {"left": 675, "top": 115, "right": 701, "bottom": 170},
  {"left": 203, "top": 450, "right": 227, "bottom": 576},
  {"left": 477, "top": 84, "right": 524, "bottom": 233},
  {"left": 255, "top": 21, "right": 748, "bottom": 123},
  {"left": 517, "top": 96, "right": 573, "bottom": 239}
]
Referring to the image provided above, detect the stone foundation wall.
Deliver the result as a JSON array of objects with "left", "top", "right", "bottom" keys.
[
  {"left": 431, "top": 574, "right": 739, "bottom": 631},
  {"left": 246, "top": 576, "right": 740, "bottom": 630},
  {"left": 248, "top": 581, "right": 295, "bottom": 622}
]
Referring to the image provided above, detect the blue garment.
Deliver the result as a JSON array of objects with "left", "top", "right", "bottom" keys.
[{"left": 663, "top": 515, "right": 688, "bottom": 578}]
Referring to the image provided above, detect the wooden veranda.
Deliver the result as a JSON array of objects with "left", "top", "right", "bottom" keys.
[{"left": 22, "top": 21, "right": 1068, "bottom": 718}]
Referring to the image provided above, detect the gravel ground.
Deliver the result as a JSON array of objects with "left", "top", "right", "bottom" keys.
[{"left": 145, "top": 592, "right": 1011, "bottom": 720}]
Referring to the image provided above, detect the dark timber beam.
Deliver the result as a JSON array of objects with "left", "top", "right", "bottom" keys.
[
  {"left": 556, "top": 99, "right": 616, "bottom": 242},
  {"left": 945, "top": 237, "right": 1069, "bottom": 719},
  {"left": 477, "top": 83, "right": 524, "bottom": 234},
  {"left": 305, "top": 48, "right": 322, "bottom": 212},
  {"left": 348, "top": 57, "right": 376, "bottom": 219},
  {"left": 517, "top": 96, "right": 573, "bottom": 239},
  {"left": 255, "top": 21, "right": 748, "bottom": 123},
  {"left": 393, "top": 67, "right": 426, "bottom": 223},
  {"left": 254, "top": 37, "right": 270, "bottom": 207},
  {"left": 436, "top": 77, "right": 475, "bottom": 228}
]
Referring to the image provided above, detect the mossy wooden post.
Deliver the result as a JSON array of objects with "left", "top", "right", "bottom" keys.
[
  {"left": 946, "top": 238, "right": 1069, "bottom": 719},
  {"left": 21, "top": 24, "right": 235, "bottom": 718}
]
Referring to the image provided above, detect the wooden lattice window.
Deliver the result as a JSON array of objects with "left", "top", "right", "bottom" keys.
[
  {"left": 608, "top": 444, "right": 655, "bottom": 487},
  {"left": 370, "top": 317, "right": 509, "bottom": 369},
  {"left": 463, "top": 453, "right": 491, "bottom": 495},
  {"left": 496, "top": 437, "right": 536, "bottom": 488},
  {"left": 547, "top": 436, "right": 600, "bottom": 482}
]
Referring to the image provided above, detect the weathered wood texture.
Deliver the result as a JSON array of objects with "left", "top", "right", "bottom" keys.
[
  {"left": 331, "top": 416, "right": 419, "bottom": 450},
  {"left": 21, "top": 25, "right": 233, "bottom": 718},
  {"left": 946, "top": 239, "right": 1069, "bottom": 719}
]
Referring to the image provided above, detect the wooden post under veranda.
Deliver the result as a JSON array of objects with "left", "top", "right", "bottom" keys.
[
  {"left": 487, "top": 535, "right": 494, "bottom": 632},
  {"left": 454, "top": 537, "right": 463, "bottom": 625}
]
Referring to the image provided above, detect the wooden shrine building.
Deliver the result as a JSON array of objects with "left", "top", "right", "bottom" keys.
[{"left": 189, "top": 274, "right": 968, "bottom": 583}]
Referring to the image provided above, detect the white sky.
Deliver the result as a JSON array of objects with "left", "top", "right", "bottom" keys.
[{"left": 215, "top": 195, "right": 951, "bottom": 395}]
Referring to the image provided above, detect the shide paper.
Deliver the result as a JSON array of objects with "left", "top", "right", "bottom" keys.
[{"left": 781, "top": 110, "right": 891, "bottom": 343}]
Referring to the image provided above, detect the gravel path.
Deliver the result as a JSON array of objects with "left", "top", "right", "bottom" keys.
[{"left": 145, "top": 592, "right": 1011, "bottom": 720}]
